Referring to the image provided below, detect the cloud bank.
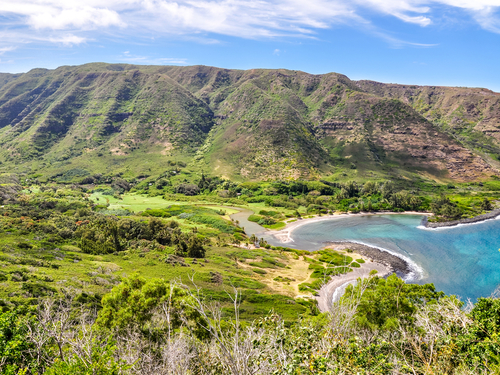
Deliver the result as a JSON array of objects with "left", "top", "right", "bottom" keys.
[{"left": 0, "top": 0, "right": 498, "bottom": 48}]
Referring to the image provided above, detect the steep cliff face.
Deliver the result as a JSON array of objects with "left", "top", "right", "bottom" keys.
[
  {"left": 0, "top": 63, "right": 497, "bottom": 181},
  {"left": 356, "top": 80, "right": 500, "bottom": 152}
]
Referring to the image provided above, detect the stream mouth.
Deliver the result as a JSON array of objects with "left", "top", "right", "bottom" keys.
[{"left": 228, "top": 207, "right": 267, "bottom": 236}]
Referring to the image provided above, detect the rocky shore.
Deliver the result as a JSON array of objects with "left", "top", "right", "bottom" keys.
[
  {"left": 423, "top": 209, "right": 500, "bottom": 228},
  {"left": 326, "top": 241, "right": 413, "bottom": 279}
]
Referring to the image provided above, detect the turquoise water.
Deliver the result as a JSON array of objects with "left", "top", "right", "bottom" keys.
[{"left": 263, "top": 214, "right": 500, "bottom": 301}]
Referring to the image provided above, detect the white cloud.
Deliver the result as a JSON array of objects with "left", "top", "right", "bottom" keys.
[
  {"left": 28, "top": 7, "right": 124, "bottom": 30},
  {"left": 119, "top": 51, "right": 188, "bottom": 64},
  {"left": 468, "top": 6, "right": 500, "bottom": 33},
  {"left": 0, "top": 1, "right": 124, "bottom": 30},
  {"left": 0, "top": 0, "right": 498, "bottom": 49},
  {"left": 0, "top": 46, "right": 16, "bottom": 55},
  {"left": 48, "top": 34, "right": 87, "bottom": 46},
  {"left": 360, "top": 0, "right": 500, "bottom": 31},
  {"left": 357, "top": 0, "right": 432, "bottom": 26}
]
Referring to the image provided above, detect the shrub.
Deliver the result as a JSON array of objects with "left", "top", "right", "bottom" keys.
[
  {"left": 21, "top": 282, "right": 57, "bottom": 297},
  {"left": 248, "top": 214, "right": 262, "bottom": 223},
  {"left": 175, "top": 184, "right": 200, "bottom": 196}
]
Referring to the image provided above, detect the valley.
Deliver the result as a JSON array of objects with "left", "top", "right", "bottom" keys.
[
  {"left": 0, "top": 64, "right": 498, "bottom": 183},
  {"left": 1, "top": 64, "right": 500, "bottom": 374}
]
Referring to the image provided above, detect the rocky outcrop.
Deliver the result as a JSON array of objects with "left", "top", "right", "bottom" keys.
[{"left": 424, "top": 209, "right": 500, "bottom": 228}]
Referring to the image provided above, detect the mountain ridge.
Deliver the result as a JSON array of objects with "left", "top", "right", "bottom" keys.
[{"left": 0, "top": 63, "right": 498, "bottom": 182}]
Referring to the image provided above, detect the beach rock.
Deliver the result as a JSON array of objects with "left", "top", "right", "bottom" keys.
[
  {"left": 327, "top": 242, "right": 412, "bottom": 279},
  {"left": 425, "top": 209, "right": 500, "bottom": 228}
]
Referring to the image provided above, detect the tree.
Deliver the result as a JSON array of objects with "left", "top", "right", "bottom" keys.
[
  {"left": 249, "top": 234, "right": 257, "bottom": 245},
  {"left": 362, "top": 181, "right": 378, "bottom": 196},
  {"left": 366, "top": 200, "right": 373, "bottom": 212},
  {"left": 440, "top": 203, "right": 463, "bottom": 220},
  {"left": 459, "top": 297, "right": 500, "bottom": 371},
  {"left": 380, "top": 181, "right": 395, "bottom": 199},
  {"left": 175, "top": 241, "right": 187, "bottom": 257},
  {"left": 481, "top": 197, "right": 493, "bottom": 211},
  {"left": 430, "top": 194, "right": 463, "bottom": 220},
  {"left": 78, "top": 219, "right": 123, "bottom": 254},
  {"left": 175, "top": 183, "right": 200, "bottom": 196},
  {"left": 342, "top": 181, "right": 358, "bottom": 198},
  {"left": 97, "top": 275, "right": 202, "bottom": 337},
  {"left": 342, "top": 274, "right": 444, "bottom": 331},
  {"left": 187, "top": 235, "right": 206, "bottom": 258},
  {"left": 0, "top": 309, "right": 38, "bottom": 374},
  {"left": 155, "top": 178, "right": 169, "bottom": 189}
]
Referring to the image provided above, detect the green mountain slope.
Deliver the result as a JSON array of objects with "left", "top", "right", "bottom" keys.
[{"left": 0, "top": 63, "right": 498, "bottom": 182}]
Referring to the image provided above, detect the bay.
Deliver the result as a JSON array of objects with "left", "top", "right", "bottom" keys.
[{"left": 263, "top": 214, "right": 500, "bottom": 301}]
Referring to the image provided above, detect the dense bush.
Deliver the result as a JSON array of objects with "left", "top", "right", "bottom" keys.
[
  {"left": 430, "top": 194, "right": 464, "bottom": 220},
  {"left": 187, "top": 215, "right": 235, "bottom": 233},
  {"left": 175, "top": 183, "right": 200, "bottom": 196}
]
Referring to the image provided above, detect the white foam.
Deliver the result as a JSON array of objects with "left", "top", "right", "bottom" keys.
[{"left": 332, "top": 280, "right": 357, "bottom": 303}]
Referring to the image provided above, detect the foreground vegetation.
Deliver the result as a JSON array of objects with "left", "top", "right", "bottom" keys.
[{"left": 2, "top": 274, "right": 500, "bottom": 374}]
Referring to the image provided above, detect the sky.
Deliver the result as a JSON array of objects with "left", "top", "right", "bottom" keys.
[{"left": 0, "top": 0, "right": 499, "bottom": 91}]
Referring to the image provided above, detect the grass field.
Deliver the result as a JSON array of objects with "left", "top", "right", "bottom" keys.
[
  {"left": 0, "top": 225, "right": 326, "bottom": 320},
  {"left": 91, "top": 192, "right": 241, "bottom": 215}
]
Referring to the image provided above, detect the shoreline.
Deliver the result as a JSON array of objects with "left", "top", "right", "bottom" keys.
[
  {"left": 325, "top": 241, "right": 415, "bottom": 280},
  {"left": 267, "top": 212, "right": 424, "bottom": 284},
  {"left": 264, "top": 209, "right": 500, "bottom": 312},
  {"left": 267, "top": 208, "right": 500, "bottom": 240},
  {"left": 266, "top": 211, "right": 429, "bottom": 243},
  {"left": 315, "top": 242, "right": 395, "bottom": 313}
]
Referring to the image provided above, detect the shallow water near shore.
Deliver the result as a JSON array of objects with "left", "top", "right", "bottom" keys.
[{"left": 262, "top": 214, "right": 500, "bottom": 301}]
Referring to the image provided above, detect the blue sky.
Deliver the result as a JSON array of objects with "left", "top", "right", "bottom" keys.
[{"left": 0, "top": 0, "right": 499, "bottom": 91}]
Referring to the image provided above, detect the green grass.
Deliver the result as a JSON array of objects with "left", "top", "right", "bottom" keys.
[
  {"left": 90, "top": 192, "right": 179, "bottom": 212},
  {"left": 0, "top": 229, "right": 307, "bottom": 320},
  {"left": 91, "top": 192, "right": 241, "bottom": 217},
  {"left": 263, "top": 222, "right": 286, "bottom": 230},
  {"left": 298, "top": 249, "right": 355, "bottom": 293}
]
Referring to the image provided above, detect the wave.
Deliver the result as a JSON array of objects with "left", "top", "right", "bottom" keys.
[
  {"left": 328, "top": 239, "right": 424, "bottom": 282},
  {"left": 332, "top": 280, "right": 357, "bottom": 303}
]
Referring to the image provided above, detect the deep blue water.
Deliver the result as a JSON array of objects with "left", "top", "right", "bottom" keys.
[{"left": 264, "top": 215, "right": 500, "bottom": 301}]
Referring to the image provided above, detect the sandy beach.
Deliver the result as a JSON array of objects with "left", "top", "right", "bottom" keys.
[
  {"left": 314, "top": 242, "right": 405, "bottom": 312},
  {"left": 315, "top": 259, "right": 390, "bottom": 313}
]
